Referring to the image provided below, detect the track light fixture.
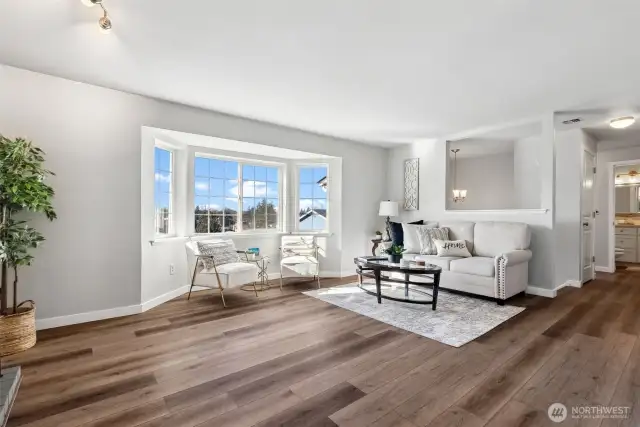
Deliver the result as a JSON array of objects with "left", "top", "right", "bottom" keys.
[{"left": 81, "top": 0, "right": 112, "bottom": 33}]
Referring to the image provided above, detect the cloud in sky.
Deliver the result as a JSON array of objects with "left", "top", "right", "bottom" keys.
[{"left": 155, "top": 172, "right": 170, "bottom": 183}]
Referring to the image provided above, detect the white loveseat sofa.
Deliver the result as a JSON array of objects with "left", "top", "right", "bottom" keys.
[{"left": 397, "top": 221, "right": 532, "bottom": 304}]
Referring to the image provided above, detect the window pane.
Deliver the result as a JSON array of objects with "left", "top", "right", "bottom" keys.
[
  {"left": 267, "top": 182, "right": 278, "bottom": 198},
  {"left": 243, "top": 198, "right": 255, "bottom": 230},
  {"left": 209, "top": 197, "right": 224, "bottom": 214},
  {"left": 256, "top": 199, "right": 267, "bottom": 216},
  {"left": 312, "top": 215, "right": 327, "bottom": 231},
  {"left": 225, "top": 179, "right": 238, "bottom": 198},
  {"left": 243, "top": 165, "right": 254, "bottom": 180},
  {"left": 299, "top": 199, "right": 313, "bottom": 213},
  {"left": 225, "top": 197, "right": 238, "bottom": 214},
  {"left": 194, "top": 196, "right": 209, "bottom": 210},
  {"left": 313, "top": 198, "right": 327, "bottom": 211},
  {"left": 155, "top": 170, "right": 171, "bottom": 194},
  {"left": 155, "top": 192, "right": 170, "bottom": 210},
  {"left": 267, "top": 214, "right": 278, "bottom": 229},
  {"left": 299, "top": 168, "right": 313, "bottom": 183},
  {"left": 267, "top": 167, "right": 278, "bottom": 182},
  {"left": 156, "top": 211, "right": 171, "bottom": 234},
  {"left": 195, "top": 157, "right": 209, "bottom": 177},
  {"left": 225, "top": 161, "right": 238, "bottom": 179},
  {"left": 210, "top": 159, "right": 225, "bottom": 178},
  {"left": 210, "top": 179, "right": 224, "bottom": 196},
  {"left": 155, "top": 148, "right": 171, "bottom": 171},
  {"left": 254, "top": 166, "right": 267, "bottom": 181},
  {"left": 195, "top": 215, "right": 209, "bottom": 233},
  {"left": 209, "top": 216, "right": 223, "bottom": 233},
  {"left": 313, "top": 167, "right": 327, "bottom": 182},
  {"left": 299, "top": 184, "right": 314, "bottom": 198},
  {"left": 195, "top": 178, "right": 209, "bottom": 196},
  {"left": 243, "top": 180, "right": 255, "bottom": 197},
  {"left": 313, "top": 183, "right": 326, "bottom": 198},
  {"left": 267, "top": 199, "right": 278, "bottom": 213},
  {"left": 224, "top": 215, "right": 237, "bottom": 232},
  {"left": 254, "top": 181, "right": 267, "bottom": 198}
]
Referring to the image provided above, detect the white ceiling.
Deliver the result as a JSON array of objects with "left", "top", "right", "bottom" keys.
[{"left": 2, "top": 1, "right": 640, "bottom": 146}]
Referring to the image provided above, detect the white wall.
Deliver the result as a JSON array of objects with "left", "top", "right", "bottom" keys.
[
  {"left": 385, "top": 115, "right": 556, "bottom": 289},
  {"left": 0, "top": 65, "right": 387, "bottom": 322},
  {"left": 553, "top": 128, "right": 596, "bottom": 287},
  {"left": 448, "top": 153, "right": 515, "bottom": 210},
  {"left": 513, "top": 135, "right": 542, "bottom": 209},
  {"left": 595, "top": 143, "right": 640, "bottom": 271}
]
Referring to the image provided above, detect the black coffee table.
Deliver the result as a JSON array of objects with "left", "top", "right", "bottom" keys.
[{"left": 354, "top": 257, "right": 442, "bottom": 310}]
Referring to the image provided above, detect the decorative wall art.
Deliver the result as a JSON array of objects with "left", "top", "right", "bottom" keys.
[{"left": 404, "top": 158, "right": 419, "bottom": 210}]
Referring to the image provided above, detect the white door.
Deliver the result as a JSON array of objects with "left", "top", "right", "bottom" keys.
[{"left": 581, "top": 150, "right": 596, "bottom": 282}]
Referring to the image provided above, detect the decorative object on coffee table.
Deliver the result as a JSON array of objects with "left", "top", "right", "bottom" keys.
[
  {"left": 383, "top": 244, "right": 405, "bottom": 264},
  {"left": 378, "top": 200, "right": 398, "bottom": 241},
  {"left": 354, "top": 257, "right": 441, "bottom": 310},
  {"left": 404, "top": 158, "right": 419, "bottom": 210}
]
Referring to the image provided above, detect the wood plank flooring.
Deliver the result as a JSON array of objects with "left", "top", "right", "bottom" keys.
[{"left": 5, "top": 271, "right": 640, "bottom": 427}]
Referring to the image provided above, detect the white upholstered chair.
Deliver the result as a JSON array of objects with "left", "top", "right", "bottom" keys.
[
  {"left": 185, "top": 239, "right": 260, "bottom": 306},
  {"left": 280, "top": 236, "right": 320, "bottom": 290}
]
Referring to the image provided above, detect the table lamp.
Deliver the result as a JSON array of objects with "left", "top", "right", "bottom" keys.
[{"left": 379, "top": 200, "right": 399, "bottom": 241}]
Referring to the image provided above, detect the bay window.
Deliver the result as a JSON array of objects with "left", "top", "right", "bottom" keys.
[
  {"left": 154, "top": 146, "right": 174, "bottom": 236},
  {"left": 298, "top": 165, "right": 328, "bottom": 231}
]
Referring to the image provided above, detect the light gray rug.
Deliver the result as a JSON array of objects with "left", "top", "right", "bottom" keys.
[{"left": 304, "top": 284, "right": 525, "bottom": 347}]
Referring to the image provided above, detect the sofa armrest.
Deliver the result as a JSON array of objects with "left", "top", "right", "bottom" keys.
[{"left": 497, "top": 250, "right": 532, "bottom": 266}]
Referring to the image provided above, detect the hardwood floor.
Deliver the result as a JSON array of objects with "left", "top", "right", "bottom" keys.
[{"left": 5, "top": 271, "right": 640, "bottom": 427}]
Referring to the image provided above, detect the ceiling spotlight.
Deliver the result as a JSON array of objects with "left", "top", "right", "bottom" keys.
[
  {"left": 98, "top": 13, "right": 112, "bottom": 33},
  {"left": 610, "top": 116, "right": 636, "bottom": 129},
  {"left": 81, "top": 0, "right": 102, "bottom": 7}
]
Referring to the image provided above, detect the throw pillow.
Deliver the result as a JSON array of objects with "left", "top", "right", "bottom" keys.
[
  {"left": 388, "top": 220, "right": 423, "bottom": 246},
  {"left": 417, "top": 227, "right": 450, "bottom": 255},
  {"left": 402, "top": 223, "right": 437, "bottom": 253},
  {"left": 433, "top": 239, "right": 472, "bottom": 258},
  {"left": 197, "top": 240, "right": 240, "bottom": 269}
]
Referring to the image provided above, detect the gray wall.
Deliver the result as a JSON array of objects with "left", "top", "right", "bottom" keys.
[{"left": 0, "top": 64, "right": 388, "bottom": 321}]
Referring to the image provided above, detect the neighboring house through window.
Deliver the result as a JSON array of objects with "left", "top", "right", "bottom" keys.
[
  {"left": 154, "top": 146, "right": 174, "bottom": 236},
  {"left": 298, "top": 165, "right": 328, "bottom": 231}
]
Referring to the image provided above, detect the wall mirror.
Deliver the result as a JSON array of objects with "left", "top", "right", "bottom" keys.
[
  {"left": 446, "top": 121, "right": 543, "bottom": 211},
  {"left": 615, "top": 165, "right": 640, "bottom": 213}
]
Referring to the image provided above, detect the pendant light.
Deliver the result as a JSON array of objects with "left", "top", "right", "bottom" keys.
[{"left": 451, "top": 149, "right": 467, "bottom": 203}]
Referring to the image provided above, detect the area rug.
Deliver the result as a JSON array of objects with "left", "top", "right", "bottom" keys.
[{"left": 304, "top": 284, "right": 525, "bottom": 347}]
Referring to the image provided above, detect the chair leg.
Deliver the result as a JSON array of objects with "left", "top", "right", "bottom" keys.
[
  {"left": 316, "top": 274, "right": 321, "bottom": 289},
  {"left": 187, "top": 285, "right": 193, "bottom": 300},
  {"left": 253, "top": 281, "right": 259, "bottom": 297},
  {"left": 220, "top": 289, "right": 227, "bottom": 308},
  {"left": 280, "top": 265, "right": 284, "bottom": 291}
]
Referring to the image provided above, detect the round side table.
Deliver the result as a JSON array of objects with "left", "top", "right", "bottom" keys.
[{"left": 241, "top": 255, "right": 271, "bottom": 292}]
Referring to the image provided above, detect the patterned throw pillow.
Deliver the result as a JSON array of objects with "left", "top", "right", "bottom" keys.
[
  {"left": 197, "top": 240, "right": 240, "bottom": 269},
  {"left": 433, "top": 239, "right": 472, "bottom": 257},
  {"left": 416, "top": 227, "right": 450, "bottom": 255}
]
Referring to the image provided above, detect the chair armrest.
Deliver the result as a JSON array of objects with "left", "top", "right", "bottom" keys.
[{"left": 496, "top": 250, "right": 532, "bottom": 266}]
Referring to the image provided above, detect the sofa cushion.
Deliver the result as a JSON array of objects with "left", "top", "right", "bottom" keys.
[
  {"left": 416, "top": 227, "right": 450, "bottom": 255},
  {"left": 402, "top": 222, "right": 438, "bottom": 253},
  {"left": 389, "top": 220, "right": 424, "bottom": 246},
  {"left": 473, "top": 222, "right": 531, "bottom": 257},
  {"left": 439, "top": 221, "right": 475, "bottom": 253},
  {"left": 413, "top": 254, "right": 463, "bottom": 271},
  {"left": 450, "top": 257, "right": 495, "bottom": 277}
]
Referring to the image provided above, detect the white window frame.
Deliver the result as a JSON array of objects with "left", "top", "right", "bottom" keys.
[
  {"left": 192, "top": 153, "right": 285, "bottom": 235},
  {"left": 295, "top": 163, "right": 330, "bottom": 233},
  {"left": 154, "top": 143, "right": 176, "bottom": 238}
]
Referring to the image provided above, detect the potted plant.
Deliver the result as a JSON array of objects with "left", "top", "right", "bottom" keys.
[
  {"left": 0, "top": 135, "right": 56, "bottom": 358},
  {"left": 384, "top": 244, "right": 405, "bottom": 264},
  {"left": 374, "top": 230, "right": 383, "bottom": 241}
]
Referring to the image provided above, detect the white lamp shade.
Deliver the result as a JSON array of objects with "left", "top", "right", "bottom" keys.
[{"left": 379, "top": 201, "right": 399, "bottom": 217}]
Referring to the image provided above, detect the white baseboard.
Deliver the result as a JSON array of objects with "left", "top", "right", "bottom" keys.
[
  {"left": 525, "top": 286, "right": 557, "bottom": 298},
  {"left": 595, "top": 265, "right": 614, "bottom": 273},
  {"left": 36, "top": 304, "right": 141, "bottom": 330},
  {"left": 140, "top": 285, "right": 190, "bottom": 312},
  {"left": 564, "top": 280, "right": 582, "bottom": 289}
]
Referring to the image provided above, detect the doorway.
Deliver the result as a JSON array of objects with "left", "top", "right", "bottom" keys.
[
  {"left": 609, "top": 160, "right": 640, "bottom": 271},
  {"left": 581, "top": 150, "right": 596, "bottom": 283}
]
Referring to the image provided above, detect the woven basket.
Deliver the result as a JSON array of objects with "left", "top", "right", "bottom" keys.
[{"left": 0, "top": 300, "right": 36, "bottom": 357}]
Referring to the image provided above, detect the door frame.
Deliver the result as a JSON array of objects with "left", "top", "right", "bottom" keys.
[
  {"left": 580, "top": 149, "right": 596, "bottom": 283},
  {"left": 607, "top": 158, "right": 640, "bottom": 273}
]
